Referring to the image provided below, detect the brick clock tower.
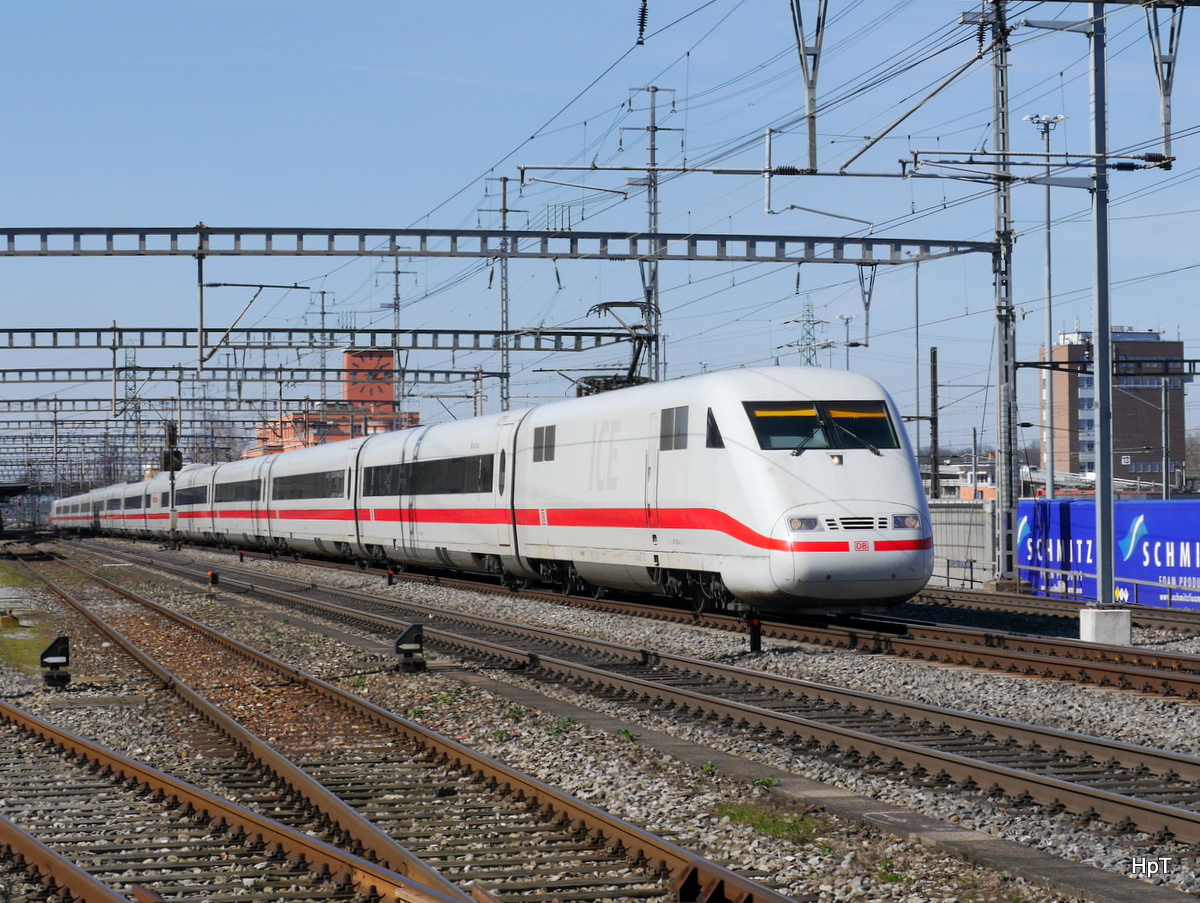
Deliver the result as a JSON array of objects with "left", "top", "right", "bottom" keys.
[{"left": 342, "top": 350, "right": 395, "bottom": 413}]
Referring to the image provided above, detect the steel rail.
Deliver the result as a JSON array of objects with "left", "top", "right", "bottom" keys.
[
  {"left": 14, "top": 557, "right": 472, "bottom": 903},
  {"left": 39, "top": 551, "right": 790, "bottom": 903},
  {"left": 428, "top": 633, "right": 1200, "bottom": 843},
  {"left": 93, "top": 542, "right": 1200, "bottom": 697},
  {"left": 0, "top": 699, "right": 460, "bottom": 903},
  {"left": 860, "top": 615, "right": 1200, "bottom": 673},
  {"left": 769, "top": 620, "right": 1200, "bottom": 698},
  {"left": 91, "top": 544, "right": 1200, "bottom": 777},
  {"left": 151, "top": 544, "right": 1200, "bottom": 697},
  {"left": 918, "top": 586, "right": 1200, "bottom": 633},
  {"left": 0, "top": 811, "right": 130, "bottom": 903},
  {"left": 108, "top": 548, "right": 1200, "bottom": 844},
  {"left": 223, "top": 575, "right": 1200, "bottom": 783}
]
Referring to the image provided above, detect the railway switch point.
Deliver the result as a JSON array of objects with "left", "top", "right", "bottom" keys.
[
  {"left": 1080, "top": 607, "right": 1132, "bottom": 646},
  {"left": 395, "top": 624, "right": 426, "bottom": 672}
]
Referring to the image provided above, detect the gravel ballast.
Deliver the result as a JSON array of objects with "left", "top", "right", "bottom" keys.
[{"left": 4, "top": 545, "right": 1190, "bottom": 901}]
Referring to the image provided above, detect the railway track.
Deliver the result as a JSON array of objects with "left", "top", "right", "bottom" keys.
[
  {"left": 916, "top": 585, "right": 1200, "bottom": 633},
  {"left": 0, "top": 697, "right": 452, "bottom": 903},
  {"left": 79, "top": 542, "right": 1200, "bottom": 847},
  {"left": 14, "top": 551, "right": 790, "bottom": 903},
  {"left": 767, "top": 615, "right": 1200, "bottom": 699},
  {"left": 137, "top": 539, "right": 1200, "bottom": 700}
]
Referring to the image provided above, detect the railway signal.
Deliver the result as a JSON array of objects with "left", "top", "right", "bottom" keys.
[
  {"left": 395, "top": 624, "right": 426, "bottom": 673},
  {"left": 40, "top": 635, "right": 70, "bottom": 688}
]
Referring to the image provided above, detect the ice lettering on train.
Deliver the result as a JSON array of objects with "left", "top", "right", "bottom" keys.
[{"left": 588, "top": 419, "right": 621, "bottom": 492}]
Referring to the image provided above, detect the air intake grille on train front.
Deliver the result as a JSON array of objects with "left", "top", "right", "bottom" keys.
[{"left": 824, "top": 516, "right": 887, "bottom": 531}]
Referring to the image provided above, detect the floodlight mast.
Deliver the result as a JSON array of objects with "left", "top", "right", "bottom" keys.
[{"left": 1023, "top": 113, "right": 1066, "bottom": 501}]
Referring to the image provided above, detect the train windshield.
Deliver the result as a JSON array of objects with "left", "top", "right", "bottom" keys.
[{"left": 743, "top": 400, "right": 900, "bottom": 452}]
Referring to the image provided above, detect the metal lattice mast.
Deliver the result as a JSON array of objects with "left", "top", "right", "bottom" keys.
[
  {"left": 645, "top": 87, "right": 663, "bottom": 382},
  {"left": 500, "top": 177, "right": 512, "bottom": 409},
  {"left": 990, "top": 0, "right": 1019, "bottom": 585},
  {"left": 798, "top": 299, "right": 819, "bottom": 366}
]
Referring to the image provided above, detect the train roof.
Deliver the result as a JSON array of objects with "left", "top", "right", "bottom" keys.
[{"left": 530, "top": 366, "right": 893, "bottom": 418}]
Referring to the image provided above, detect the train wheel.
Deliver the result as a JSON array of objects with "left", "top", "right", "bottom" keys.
[
  {"left": 588, "top": 582, "right": 606, "bottom": 600},
  {"left": 696, "top": 574, "right": 731, "bottom": 613}
]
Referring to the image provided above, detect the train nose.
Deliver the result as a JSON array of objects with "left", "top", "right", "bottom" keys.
[{"left": 770, "top": 507, "right": 932, "bottom": 598}]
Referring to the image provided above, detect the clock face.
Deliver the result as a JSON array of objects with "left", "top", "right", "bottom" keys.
[{"left": 346, "top": 354, "right": 393, "bottom": 401}]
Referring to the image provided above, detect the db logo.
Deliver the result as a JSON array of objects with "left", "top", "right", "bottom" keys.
[{"left": 854, "top": 541, "right": 870, "bottom": 552}]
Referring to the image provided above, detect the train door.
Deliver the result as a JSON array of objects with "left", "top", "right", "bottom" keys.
[
  {"left": 249, "top": 457, "right": 269, "bottom": 543},
  {"left": 260, "top": 454, "right": 278, "bottom": 548},
  {"left": 644, "top": 412, "right": 659, "bottom": 528},
  {"left": 349, "top": 437, "right": 372, "bottom": 556},
  {"left": 400, "top": 426, "right": 433, "bottom": 559},
  {"left": 495, "top": 423, "right": 516, "bottom": 549}
]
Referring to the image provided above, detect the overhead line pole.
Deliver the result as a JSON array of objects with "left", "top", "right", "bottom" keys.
[
  {"left": 790, "top": 0, "right": 828, "bottom": 173},
  {"left": 1091, "top": 3, "right": 1116, "bottom": 607},
  {"left": 990, "top": 1, "right": 1020, "bottom": 588},
  {"left": 501, "top": 178, "right": 512, "bottom": 409}
]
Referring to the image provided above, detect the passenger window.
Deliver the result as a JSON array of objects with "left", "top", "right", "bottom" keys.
[
  {"left": 705, "top": 408, "right": 724, "bottom": 449},
  {"left": 533, "top": 425, "right": 556, "bottom": 462},
  {"left": 660, "top": 406, "right": 688, "bottom": 450}
]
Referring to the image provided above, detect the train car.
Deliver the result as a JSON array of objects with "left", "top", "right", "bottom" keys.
[
  {"left": 50, "top": 493, "right": 91, "bottom": 532},
  {"left": 264, "top": 439, "right": 366, "bottom": 557},
  {"left": 53, "top": 366, "right": 933, "bottom": 613},
  {"left": 510, "top": 367, "right": 931, "bottom": 610},
  {"left": 117, "top": 481, "right": 150, "bottom": 536},
  {"left": 143, "top": 470, "right": 175, "bottom": 535},
  {"left": 208, "top": 456, "right": 272, "bottom": 548},
  {"left": 353, "top": 414, "right": 521, "bottom": 573},
  {"left": 172, "top": 464, "right": 218, "bottom": 543},
  {"left": 95, "top": 484, "right": 125, "bottom": 533}
]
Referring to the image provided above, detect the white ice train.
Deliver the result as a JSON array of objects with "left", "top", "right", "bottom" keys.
[{"left": 51, "top": 367, "right": 933, "bottom": 613}]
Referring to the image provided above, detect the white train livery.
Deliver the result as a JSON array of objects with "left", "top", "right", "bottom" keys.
[{"left": 51, "top": 367, "right": 933, "bottom": 612}]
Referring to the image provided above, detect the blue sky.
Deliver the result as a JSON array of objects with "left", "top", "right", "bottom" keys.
[{"left": 2, "top": 2, "right": 1198, "bottom": 455}]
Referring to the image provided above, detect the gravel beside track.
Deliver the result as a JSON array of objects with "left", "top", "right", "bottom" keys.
[{"left": 1, "top": 543, "right": 1180, "bottom": 901}]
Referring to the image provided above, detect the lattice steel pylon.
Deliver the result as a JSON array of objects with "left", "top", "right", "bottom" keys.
[
  {"left": 797, "top": 299, "right": 822, "bottom": 366},
  {"left": 122, "top": 349, "right": 143, "bottom": 480}
]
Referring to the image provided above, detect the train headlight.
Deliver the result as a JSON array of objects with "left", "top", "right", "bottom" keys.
[
  {"left": 892, "top": 514, "right": 921, "bottom": 530},
  {"left": 788, "top": 516, "right": 823, "bottom": 532}
]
